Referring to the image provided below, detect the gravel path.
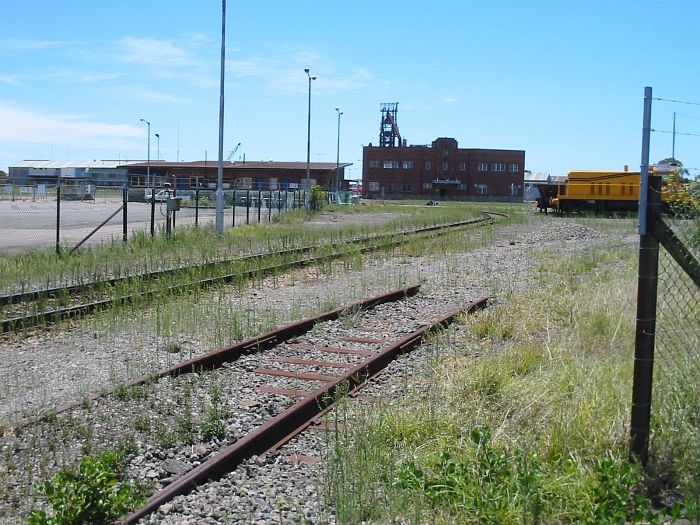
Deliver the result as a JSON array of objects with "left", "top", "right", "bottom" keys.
[{"left": 0, "top": 215, "right": 633, "bottom": 524}]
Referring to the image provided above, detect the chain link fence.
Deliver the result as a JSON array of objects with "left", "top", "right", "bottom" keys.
[
  {"left": 0, "top": 182, "right": 306, "bottom": 255},
  {"left": 649, "top": 200, "right": 700, "bottom": 499}
]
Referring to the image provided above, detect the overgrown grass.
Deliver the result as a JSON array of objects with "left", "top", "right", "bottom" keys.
[
  {"left": 321, "top": 235, "right": 700, "bottom": 523},
  {"left": 0, "top": 201, "right": 486, "bottom": 295}
]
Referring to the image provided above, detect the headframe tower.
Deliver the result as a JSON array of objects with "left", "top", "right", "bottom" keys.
[{"left": 379, "top": 102, "right": 402, "bottom": 147}]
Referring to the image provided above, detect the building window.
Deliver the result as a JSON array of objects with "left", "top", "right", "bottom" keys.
[
  {"left": 458, "top": 183, "right": 467, "bottom": 190},
  {"left": 442, "top": 149, "right": 449, "bottom": 157},
  {"left": 402, "top": 182, "right": 412, "bottom": 192},
  {"left": 509, "top": 163, "right": 519, "bottom": 172},
  {"left": 459, "top": 162, "right": 466, "bottom": 171},
  {"left": 386, "top": 182, "right": 394, "bottom": 192},
  {"left": 475, "top": 184, "right": 488, "bottom": 194},
  {"left": 423, "top": 182, "right": 433, "bottom": 190},
  {"left": 383, "top": 160, "right": 399, "bottom": 169},
  {"left": 478, "top": 163, "right": 488, "bottom": 171},
  {"left": 368, "top": 181, "right": 380, "bottom": 192},
  {"left": 369, "top": 160, "right": 380, "bottom": 168},
  {"left": 132, "top": 176, "right": 146, "bottom": 187},
  {"left": 402, "top": 160, "right": 414, "bottom": 169},
  {"left": 189, "top": 177, "right": 199, "bottom": 188},
  {"left": 492, "top": 163, "right": 505, "bottom": 172},
  {"left": 509, "top": 184, "right": 519, "bottom": 196},
  {"left": 425, "top": 161, "right": 432, "bottom": 170},
  {"left": 441, "top": 162, "right": 449, "bottom": 171}
]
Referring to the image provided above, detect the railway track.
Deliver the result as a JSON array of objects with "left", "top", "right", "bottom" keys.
[
  {"left": 0, "top": 286, "right": 487, "bottom": 524},
  {"left": 0, "top": 215, "right": 495, "bottom": 332}
]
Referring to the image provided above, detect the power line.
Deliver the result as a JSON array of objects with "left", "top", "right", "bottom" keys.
[
  {"left": 652, "top": 96, "right": 700, "bottom": 107},
  {"left": 651, "top": 128, "right": 700, "bottom": 138}
]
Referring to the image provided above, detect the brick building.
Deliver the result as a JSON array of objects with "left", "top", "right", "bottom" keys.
[
  {"left": 362, "top": 137, "right": 524, "bottom": 201},
  {"left": 122, "top": 161, "right": 351, "bottom": 191}
]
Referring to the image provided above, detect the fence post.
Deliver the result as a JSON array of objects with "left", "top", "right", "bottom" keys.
[
  {"left": 630, "top": 174, "right": 661, "bottom": 465},
  {"left": 246, "top": 189, "right": 250, "bottom": 225},
  {"left": 195, "top": 187, "right": 200, "bottom": 226},
  {"left": 150, "top": 186, "right": 156, "bottom": 237},
  {"left": 122, "top": 179, "right": 128, "bottom": 243},
  {"left": 55, "top": 178, "right": 61, "bottom": 255},
  {"left": 257, "top": 189, "right": 262, "bottom": 222},
  {"left": 231, "top": 190, "right": 236, "bottom": 228}
]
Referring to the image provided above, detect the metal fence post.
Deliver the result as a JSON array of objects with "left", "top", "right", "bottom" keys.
[
  {"left": 195, "top": 187, "right": 200, "bottom": 227},
  {"left": 630, "top": 174, "right": 661, "bottom": 465},
  {"left": 246, "top": 189, "right": 250, "bottom": 225},
  {"left": 122, "top": 179, "right": 128, "bottom": 243},
  {"left": 55, "top": 178, "right": 61, "bottom": 255},
  {"left": 232, "top": 190, "right": 236, "bottom": 227},
  {"left": 257, "top": 189, "right": 262, "bottom": 222}
]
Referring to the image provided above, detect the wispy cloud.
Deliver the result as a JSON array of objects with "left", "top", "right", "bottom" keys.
[
  {"left": 0, "top": 101, "right": 142, "bottom": 150},
  {"left": 114, "top": 36, "right": 217, "bottom": 87},
  {"left": 442, "top": 96, "right": 459, "bottom": 104},
  {"left": 228, "top": 49, "right": 373, "bottom": 94},
  {"left": 102, "top": 85, "right": 190, "bottom": 104},
  {"left": 0, "top": 39, "right": 73, "bottom": 52}
]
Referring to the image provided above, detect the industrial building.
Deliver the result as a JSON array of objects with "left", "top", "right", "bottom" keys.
[
  {"left": 362, "top": 104, "right": 525, "bottom": 201},
  {"left": 123, "top": 161, "right": 351, "bottom": 191},
  {"left": 9, "top": 160, "right": 351, "bottom": 192}
]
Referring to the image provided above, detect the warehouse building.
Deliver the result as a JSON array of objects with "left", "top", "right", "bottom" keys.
[{"left": 122, "top": 161, "right": 351, "bottom": 191}]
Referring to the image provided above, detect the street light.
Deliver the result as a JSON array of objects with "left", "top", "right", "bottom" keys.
[
  {"left": 335, "top": 107, "right": 343, "bottom": 192},
  {"left": 304, "top": 68, "right": 316, "bottom": 197},
  {"left": 155, "top": 133, "right": 160, "bottom": 161},
  {"left": 139, "top": 118, "right": 151, "bottom": 187},
  {"left": 140, "top": 118, "right": 155, "bottom": 236}
]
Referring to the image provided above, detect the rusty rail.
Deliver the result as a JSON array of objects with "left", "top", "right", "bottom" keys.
[
  {"left": 18, "top": 285, "right": 420, "bottom": 428},
  {"left": 123, "top": 296, "right": 488, "bottom": 523}
]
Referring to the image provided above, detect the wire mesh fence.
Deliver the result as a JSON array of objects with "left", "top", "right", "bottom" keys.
[
  {"left": 649, "top": 204, "right": 700, "bottom": 499},
  {"left": 0, "top": 183, "right": 306, "bottom": 255}
]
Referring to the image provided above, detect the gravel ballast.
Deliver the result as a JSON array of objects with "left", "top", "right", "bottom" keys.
[{"left": 0, "top": 216, "right": 633, "bottom": 524}]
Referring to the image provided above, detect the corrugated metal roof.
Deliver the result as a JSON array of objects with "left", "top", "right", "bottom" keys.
[
  {"left": 11, "top": 160, "right": 145, "bottom": 169},
  {"left": 122, "top": 161, "right": 353, "bottom": 170}
]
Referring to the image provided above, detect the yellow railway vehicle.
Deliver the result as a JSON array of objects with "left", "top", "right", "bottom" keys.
[{"left": 551, "top": 169, "right": 641, "bottom": 212}]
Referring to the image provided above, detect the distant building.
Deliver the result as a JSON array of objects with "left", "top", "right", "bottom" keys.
[
  {"left": 122, "top": 161, "right": 351, "bottom": 191},
  {"left": 8, "top": 160, "right": 352, "bottom": 192},
  {"left": 362, "top": 137, "right": 525, "bottom": 201},
  {"left": 8, "top": 160, "right": 141, "bottom": 186}
]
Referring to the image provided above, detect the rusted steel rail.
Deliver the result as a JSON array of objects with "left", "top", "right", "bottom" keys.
[
  {"left": 123, "top": 296, "right": 488, "bottom": 524},
  {"left": 1, "top": 216, "right": 492, "bottom": 332},
  {"left": 0, "top": 215, "right": 491, "bottom": 307},
  {"left": 18, "top": 285, "right": 420, "bottom": 429}
]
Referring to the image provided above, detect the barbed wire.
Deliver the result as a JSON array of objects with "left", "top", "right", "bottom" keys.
[
  {"left": 651, "top": 128, "right": 700, "bottom": 138},
  {"left": 653, "top": 96, "right": 700, "bottom": 107}
]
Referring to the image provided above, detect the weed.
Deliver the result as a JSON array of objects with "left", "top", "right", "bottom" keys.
[{"left": 28, "top": 447, "right": 146, "bottom": 525}]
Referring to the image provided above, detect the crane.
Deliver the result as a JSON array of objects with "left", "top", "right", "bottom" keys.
[{"left": 226, "top": 142, "right": 242, "bottom": 162}]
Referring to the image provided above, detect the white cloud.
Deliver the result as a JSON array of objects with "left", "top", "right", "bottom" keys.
[
  {"left": 228, "top": 50, "right": 373, "bottom": 94},
  {"left": 102, "top": 85, "right": 190, "bottom": 104},
  {"left": 0, "top": 39, "right": 73, "bottom": 52},
  {"left": 0, "top": 101, "right": 142, "bottom": 150},
  {"left": 114, "top": 36, "right": 217, "bottom": 87}
]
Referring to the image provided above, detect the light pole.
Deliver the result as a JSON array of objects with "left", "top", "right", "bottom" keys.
[
  {"left": 215, "top": 0, "right": 227, "bottom": 234},
  {"left": 335, "top": 107, "right": 343, "bottom": 192},
  {"left": 139, "top": 118, "right": 151, "bottom": 187},
  {"left": 304, "top": 68, "right": 316, "bottom": 199},
  {"left": 155, "top": 133, "right": 160, "bottom": 161}
]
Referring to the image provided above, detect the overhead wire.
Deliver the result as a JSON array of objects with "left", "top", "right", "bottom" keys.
[{"left": 652, "top": 96, "right": 700, "bottom": 107}]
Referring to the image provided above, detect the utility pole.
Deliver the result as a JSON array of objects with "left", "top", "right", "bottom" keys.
[{"left": 215, "top": 0, "right": 227, "bottom": 234}]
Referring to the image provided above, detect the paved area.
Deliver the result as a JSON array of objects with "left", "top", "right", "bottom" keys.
[{"left": 0, "top": 199, "right": 278, "bottom": 255}]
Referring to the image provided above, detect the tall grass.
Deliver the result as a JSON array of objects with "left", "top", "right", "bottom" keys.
[
  {"left": 321, "top": 235, "right": 699, "bottom": 523},
  {"left": 0, "top": 202, "right": 485, "bottom": 294}
]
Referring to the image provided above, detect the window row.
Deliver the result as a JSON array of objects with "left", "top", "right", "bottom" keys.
[{"left": 369, "top": 160, "right": 520, "bottom": 172}]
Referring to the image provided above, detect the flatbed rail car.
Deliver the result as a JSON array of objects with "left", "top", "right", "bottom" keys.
[{"left": 551, "top": 170, "right": 641, "bottom": 212}]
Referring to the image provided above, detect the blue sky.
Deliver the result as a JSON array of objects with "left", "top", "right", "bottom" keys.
[{"left": 1, "top": 1, "right": 699, "bottom": 179}]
